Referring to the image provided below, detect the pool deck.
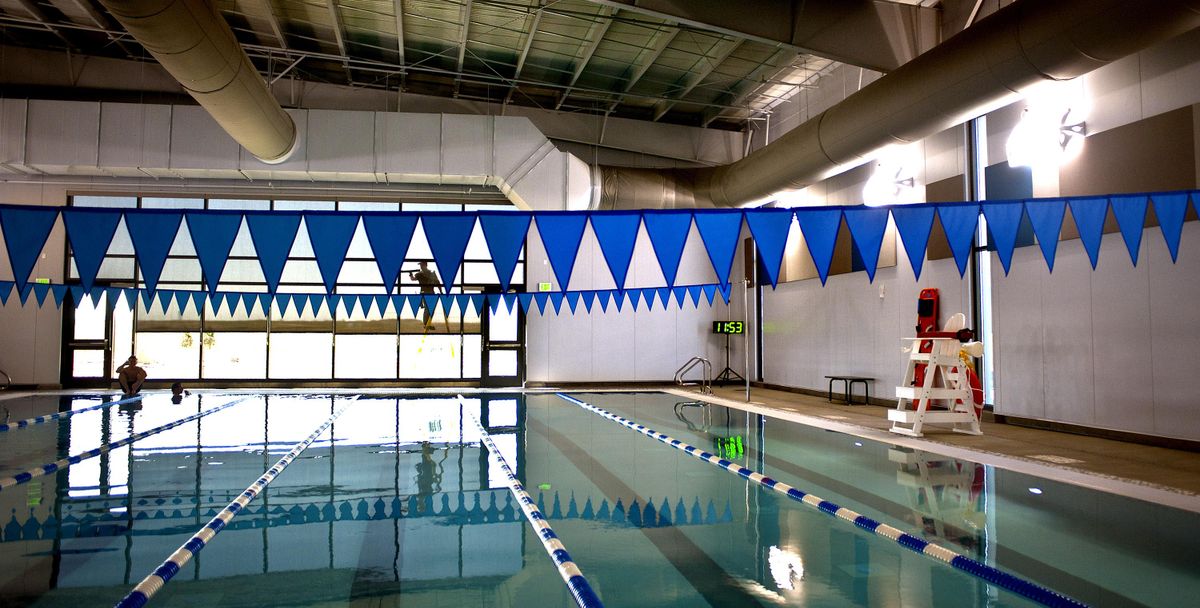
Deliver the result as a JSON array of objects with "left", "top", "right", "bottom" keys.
[{"left": 684, "top": 384, "right": 1200, "bottom": 503}]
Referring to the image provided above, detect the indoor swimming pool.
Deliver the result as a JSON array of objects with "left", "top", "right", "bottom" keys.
[{"left": 0, "top": 391, "right": 1196, "bottom": 607}]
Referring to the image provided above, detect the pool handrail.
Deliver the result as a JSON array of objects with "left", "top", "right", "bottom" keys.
[{"left": 674, "top": 356, "right": 712, "bottom": 395}]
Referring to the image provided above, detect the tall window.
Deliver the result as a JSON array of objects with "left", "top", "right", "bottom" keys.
[{"left": 66, "top": 194, "right": 522, "bottom": 382}]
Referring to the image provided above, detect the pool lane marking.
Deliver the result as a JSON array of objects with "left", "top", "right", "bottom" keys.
[
  {"left": 115, "top": 397, "right": 357, "bottom": 608},
  {"left": 458, "top": 396, "right": 604, "bottom": 608},
  {"left": 0, "top": 396, "right": 251, "bottom": 493},
  {"left": 0, "top": 394, "right": 144, "bottom": 432},
  {"left": 556, "top": 393, "right": 1088, "bottom": 608}
]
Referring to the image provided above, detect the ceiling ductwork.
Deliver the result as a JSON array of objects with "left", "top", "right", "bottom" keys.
[
  {"left": 596, "top": 0, "right": 1200, "bottom": 209},
  {"left": 96, "top": 0, "right": 298, "bottom": 164}
]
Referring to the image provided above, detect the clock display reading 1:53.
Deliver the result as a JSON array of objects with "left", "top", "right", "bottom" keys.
[{"left": 712, "top": 321, "right": 744, "bottom": 334}]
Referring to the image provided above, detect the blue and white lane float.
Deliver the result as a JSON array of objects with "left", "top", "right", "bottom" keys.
[
  {"left": 0, "top": 394, "right": 143, "bottom": 432},
  {"left": 458, "top": 396, "right": 604, "bottom": 608},
  {"left": 555, "top": 393, "right": 1087, "bottom": 608},
  {"left": 115, "top": 397, "right": 356, "bottom": 608},
  {"left": 0, "top": 396, "right": 251, "bottom": 492}
]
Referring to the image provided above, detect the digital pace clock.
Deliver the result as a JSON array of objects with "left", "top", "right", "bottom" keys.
[{"left": 712, "top": 321, "right": 744, "bottom": 334}]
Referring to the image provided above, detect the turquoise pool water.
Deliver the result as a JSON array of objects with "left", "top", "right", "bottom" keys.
[{"left": 0, "top": 391, "right": 1195, "bottom": 606}]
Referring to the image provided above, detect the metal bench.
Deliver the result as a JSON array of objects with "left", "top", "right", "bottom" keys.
[{"left": 825, "top": 375, "right": 874, "bottom": 405}]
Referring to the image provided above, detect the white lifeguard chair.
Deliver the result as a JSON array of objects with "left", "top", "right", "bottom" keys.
[{"left": 888, "top": 313, "right": 983, "bottom": 437}]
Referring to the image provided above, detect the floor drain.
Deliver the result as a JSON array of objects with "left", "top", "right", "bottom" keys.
[{"left": 1028, "top": 454, "right": 1084, "bottom": 464}]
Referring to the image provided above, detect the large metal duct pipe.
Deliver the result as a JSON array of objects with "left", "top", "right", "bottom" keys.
[
  {"left": 98, "top": 0, "right": 298, "bottom": 163},
  {"left": 597, "top": 0, "right": 1200, "bottom": 209}
]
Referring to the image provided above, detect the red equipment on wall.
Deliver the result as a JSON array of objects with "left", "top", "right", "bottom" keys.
[{"left": 913, "top": 288, "right": 939, "bottom": 387}]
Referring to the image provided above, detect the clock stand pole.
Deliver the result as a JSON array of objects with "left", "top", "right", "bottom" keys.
[{"left": 714, "top": 331, "right": 744, "bottom": 385}]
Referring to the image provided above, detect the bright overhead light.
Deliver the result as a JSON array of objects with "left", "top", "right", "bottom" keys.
[{"left": 1006, "top": 80, "right": 1088, "bottom": 169}]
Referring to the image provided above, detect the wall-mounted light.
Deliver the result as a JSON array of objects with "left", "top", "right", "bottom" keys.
[
  {"left": 863, "top": 143, "right": 920, "bottom": 206},
  {"left": 1006, "top": 80, "right": 1089, "bottom": 169}
]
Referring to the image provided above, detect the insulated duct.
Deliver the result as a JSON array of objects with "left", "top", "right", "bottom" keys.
[
  {"left": 97, "top": 0, "right": 298, "bottom": 163},
  {"left": 597, "top": 0, "right": 1200, "bottom": 209}
]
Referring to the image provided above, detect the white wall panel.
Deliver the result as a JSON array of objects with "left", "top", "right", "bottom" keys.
[
  {"left": 1090, "top": 237, "right": 1154, "bottom": 434},
  {"left": 168, "top": 106, "right": 240, "bottom": 174},
  {"left": 440, "top": 114, "right": 491, "bottom": 181},
  {"left": 374, "top": 112, "right": 440, "bottom": 178},
  {"left": 26, "top": 100, "right": 99, "bottom": 170},
  {"left": 1148, "top": 222, "right": 1200, "bottom": 439},
  {"left": 305, "top": 110, "right": 375, "bottom": 175},
  {"left": 98, "top": 102, "right": 172, "bottom": 172},
  {"left": 991, "top": 247, "right": 1047, "bottom": 419},
  {"left": 0, "top": 99, "right": 27, "bottom": 166}
]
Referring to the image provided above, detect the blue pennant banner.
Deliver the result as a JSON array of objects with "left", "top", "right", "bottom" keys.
[
  {"left": 478, "top": 212, "right": 531, "bottom": 291},
  {"left": 362, "top": 213, "right": 419, "bottom": 290},
  {"left": 746, "top": 209, "right": 795, "bottom": 288},
  {"left": 0, "top": 282, "right": 11, "bottom": 306},
  {"left": 843, "top": 207, "right": 890, "bottom": 283},
  {"left": 124, "top": 210, "right": 183, "bottom": 293},
  {"left": 981, "top": 202, "right": 1024, "bottom": 275},
  {"left": 794, "top": 208, "right": 841, "bottom": 285},
  {"left": 0, "top": 207, "right": 60, "bottom": 292},
  {"left": 589, "top": 211, "right": 641, "bottom": 289},
  {"left": 1151, "top": 193, "right": 1189, "bottom": 263},
  {"left": 1025, "top": 199, "right": 1067, "bottom": 272},
  {"left": 596, "top": 290, "right": 612, "bottom": 313},
  {"left": 185, "top": 211, "right": 243, "bottom": 295},
  {"left": 1110, "top": 195, "right": 1149, "bottom": 266},
  {"left": 245, "top": 213, "right": 302, "bottom": 293},
  {"left": 627, "top": 289, "right": 643, "bottom": 311},
  {"left": 565, "top": 291, "right": 580, "bottom": 314},
  {"left": 32, "top": 283, "right": 51, "bottom": 307},
  {"left": 422, "top": 213, "right": 477, "bottom": 292},
  {"left": 702, "top": 284, "right": 716, "bottom": 306},
  {"left": 686, "top": 285, "right": 702, "bottom": 308},
  {"left": 672, "top": 286, "right": 687, "bottom": 308},
  {"left": 62, "top": 208, "right": 122, "bottom": 293},
  {"left": 581, "top": 290, "right": 596, "bottom": 313},
  {"left": 549, "top": 292, "right": 565, "bottom": 315},
  {"left": 1067, "top": 198, "right": 1108, "bottom": 269},
  {"left": 936, "top": 203, "right": 979, "bottom": 277},
  {"left": 693, "top": 210, "right": 743, "bottom": 286},
  {"left": 305, "top": 213, "right": 361, "bottom": 293},
  {"left": 890, "top": 205, "right": 935, "bottom": 280},
  {"left": 518, "top": 293, "right": 533, "bottom": 314},
  {"left": 642, "top": 211, "right": 694, "bottom": 288},
  {"left": 534, "top": 213, "right": 589, "bottom": 291},
  {"left": 533, "top": 292, "right": 550, "bottom": 315}
]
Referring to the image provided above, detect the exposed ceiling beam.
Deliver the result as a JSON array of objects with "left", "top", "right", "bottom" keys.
[
  {"left": 603, "top": 25, "right": 679, "bottom": 114},
  {"left": 503, "top": 3, "right": 544, "bottom": 105},
  {"left": 394, "top": 0, "right": 405, "bottom": 64},
  {"left": 554, "top": 6, "right": 614, "bottom": 110},
  {"left": 574, "top": 0, "right": 938, "bottom": 72},
  {"left": 67, "top": 0, "right": 134, "bottom": 55},
  {"left": 701, "top": 45, "right": 793, "bottom": 127},
  {"left": 257, "top": 0, "right": 288, "bottom": 49},
  {"left": 453, "top": 0, "right": 473, "bottom": 96},
  {"left": 652, "top": 37, "right": 741, "bottom": 121},
  {"left": 325, "top": 0, "right": 354, "bottom": 83},
  {"left": 15, "top": 0, "right": 77, "bottom": 49}
]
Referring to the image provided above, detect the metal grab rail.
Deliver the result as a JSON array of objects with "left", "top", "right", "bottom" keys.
[
  {"left": 674, "top": 357, "right": 712, "bottom": 395},
  {"left": 0, "top": 368, "right": 9, "bottom": 390}
]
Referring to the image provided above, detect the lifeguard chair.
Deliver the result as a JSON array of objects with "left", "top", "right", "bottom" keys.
[{"left": 889, "top": 313, "right": 983, "bottom": 437}]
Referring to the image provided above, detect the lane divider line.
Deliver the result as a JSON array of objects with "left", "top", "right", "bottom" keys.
[
  {"left": 555, "top": 393, "right": 1087, "bottom": 608},
  {"left": 1, "top": 394, "right": 143, "bottom": 432},
  {"left": 0, "top": 396, "right": 251, "bottom": 493},
  {"left": 115, "top": 397, "right": 357, "bottom": 608},
  {"left": 458, "top": 395, "right": 604, "bottom": 608}
]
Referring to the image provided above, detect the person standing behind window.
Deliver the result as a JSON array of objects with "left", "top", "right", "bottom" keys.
[{"left": 408, "top": 261, "right": 441, "bottom": 331}]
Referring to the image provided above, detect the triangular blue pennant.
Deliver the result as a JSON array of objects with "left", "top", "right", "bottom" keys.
[
  {"left": 0, "top": 206, "right": 59, "bottom": 292},
  {"left": 360, "top": 295, "right": 376, "bottom": 317},
  {"left": 305, "top": 213, "right": 360, "bottom": 293},
  {"left": 339, "top": 294, "right": 356, "bottom": 318},
  {"left": 33, "top": 283, "right": 51, "bottom": 307},
  {"left": 120, "top": 288, "right": 136, "bottom": 311},
  {"left": 62, "top": 208, "right": 121, "bottom": 292},
  {"left": 487, "top": 293, "right": 502, "bottom": 314},
  {"left": 693, "top": 210, "right": 743, "bottom": 286},
  {"left": 274, "top": 293, "right": 291, "bottom": 316},
  {"left": 981, "top": 202, "right": 1024, "bottom": 275},
  {"left": 69, "top": 285, "right": 85, "bottom": 306},
  {"left": 548, "top": 292, "right": 564, "bottom": 315},
  {"left": 687, "top": 286, "right": 702, "bottom": 307},
  {"left": 596, "top": 290, "right": 612, "bottom": 313},
  {"left": 794, "top": 208, "right": 841, "bottom": 285},
  {"left": 185, "top": 211, "right": 243, "bottom": 294},
  {"left": 1025, "top": 199, "right": 1067, "bottom": 272},
  {"left": 501, "top": 293, "right": 517, "bottom": 314},
  {"left": 245, "top": 213, "right": 302, "bottom": 293},
  {"left": 1151, "top": 193, "right": 1189, "bottom": 263},
  {"left": 1067, "top": 198, "right": 1108, "bottom": 269},
  {"left": 478, "top": 212, "right": 531, "bottom": 291},
  {"left": 581, "top": 291, "right": 596, "bottom": 313},
  {"left": 422, "top": 213, "right": 477, "bottom": 292},
  {"left": 702, "top": 284, "right": 716, "bottom": 305},
  {"left": 0, "top": 281, "right": 11, "bottom": 306},
  {"left": 17, "top": 284, "right": 33, "bottom": 306},
  {"left": 890, "top": 205, "right": 936, "bottom": 280},
  {"left": 468, "top": 294, "right": 485, "bottom": 316},
  {"left": 642, "top": 211, "right": 693, "bottom": 287},
  {"left": 257, "top": 294, "right": 272, "bottom": 316},
  {"left": 295, "top": 294, "right": 311, "bottom": 317},
  {"left": 936, "top": 203, "right": 979, "bottom": 277},
  {"left": 310, "top": 294, "right": 326, "bottom": 316},
  {"left": 517, "top": 293, "right": 533, "bottom": 314},
  {"left": 745, "top": 209, "right": 793, "bottom": 288},
  {"left": 362, "top": 214, "right": 419, "bottom": 291},
  {"left": 672, "top": 286, "right": 687, "bottom": 308},
  {"left": 564, "top": 292, "right": 580, "bottom": 314},
  {"left": 425, "top": 295, "right": 442, "bottom": 316},
  {"left": 588, "top": 212, "right": 641, "bottom": 289},
  {"left": 843, "top": 207, "right": 889, "bottom": 283},
  {"left": 613, "top": 291, "right": 625, "bottom": 312},
  {"left": 718, "top": 283, "right": 732, "bottom": 304},
  {"left": 139, "top": 289, "right": 155, "bottom": 312},
  {"left": 157, "top": 290, "right": 173, "bottom": 314},
  {"left": 533, "top": 293, "right": 550, "bottom": 315},
  {"left": 191, "top": 292, "right": 207, "bottom": 315},
  {"left": 124, "top": 210, "right": 182, "bottom": 293},
  {"left": 628, "top": 289, "right": 644, "bottom": 311},
  {"left": 533, "top": 213, "right": 589, "bottom": 291},
  {"left": 1110, "top": 195, "right": 1149, "bottom": 266},
  {"left": 51, "top": 285, "right": 67, "bottom": 308},
  {"left": 374, "top": 294, "right": 389, "bottom": 316},
  {"left": 391, "top": 295, "right": 406, "bottom": 316},
  {"left": 449, "top": 294, "right": 464, "bottom": 315},
  {"left": 656, "top": 287, "right": 672, "bottom": 309},
  {"left": 405, "top": 295, "right": 422, "bottom": 316}
]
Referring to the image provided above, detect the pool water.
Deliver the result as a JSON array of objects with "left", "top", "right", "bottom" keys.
[{"left": 0, "top": 391, "right": 1196, "bottom": 607}]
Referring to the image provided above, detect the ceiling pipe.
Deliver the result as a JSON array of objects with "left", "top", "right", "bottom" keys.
[
  {"left": 96, "top": 0, "right": 298, "bottom": 163},
  {"left": 595, "top": 0, "right": 1200, "bottom": 209}
]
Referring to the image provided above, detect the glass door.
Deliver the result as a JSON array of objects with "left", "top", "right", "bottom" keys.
[
  {"left": 61, "top": 290, "right": 134, "bottom": 388},
  {"left": 480, "top": 292, "right": 524, "bottom": 387}
]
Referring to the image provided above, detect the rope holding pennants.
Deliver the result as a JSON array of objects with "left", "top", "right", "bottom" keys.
[{"left": 0, "top": 191, "right": 1195, "bottom": 307}]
